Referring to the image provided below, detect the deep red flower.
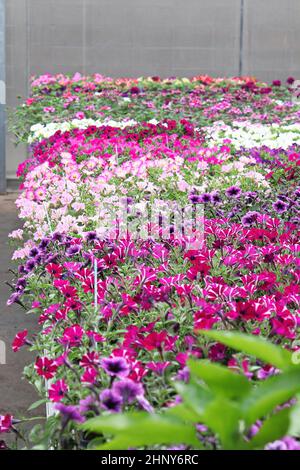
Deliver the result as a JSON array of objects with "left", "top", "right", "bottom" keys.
[
  {"left": 81, "top": 367, "right": 98, "bottom": 384},
  {"left": 35, "top": 356, "right": 58, "bottom": 379},
  {"left": 79, "top": 352, "right": 99, "bottom": 369},
  {"left": 147, "top": 361, "right": 171, "bottom": 375},
  {"left": 46, "top": 263, "right": 63, "bottom": 278},
  {"left": 0, "top": 415, "right": 13, "bottom": 433},
  {"left": 60, "top": 284, "right": 78, "bottom": 299},
  {"left": 208, "top": 343, "right": 227, "bottom": 362},
  {"left": 61, "top": 324, "right": 84, "bottom": 347},
  {"left": 48, "top": 379, "right": 68, "bottom": 402},
  {"left": 12, "top": 329, "right": 28, "bottom": 352},
  {"left": 140, "top": 331, "right": 177, "bottom": 352},
  {"left": 86, "top": 330, "right": 105, "bottom": 343}
]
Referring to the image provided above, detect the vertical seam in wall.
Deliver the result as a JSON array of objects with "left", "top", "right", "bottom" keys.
[
  {"left": 82, "top": 0, "right": 86, "bottom": 74},
  {"left": 26, "top": 0, "right": 30, "bottom": 96},
  {"left": 239, "top": 0, "right": 244, "bottom": 76},
  {"left": 0, "top": 0, "right": 6, "bottom": 192}
]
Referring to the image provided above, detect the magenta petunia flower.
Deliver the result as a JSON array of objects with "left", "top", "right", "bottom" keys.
[
  {"left": 61, "top": 324, "right": 84, "bottom": 347},
  {"left": 81, "top": 367, "right": 98, "bottom": 384},
  {"left": 12, "top": 329, "right": 28, "bottom": 352},
  {"left": 35, "top": 356, "right": 58, "bottom": 379},
  {"left": 0, "top": 415, "right": 13, "bottom": 434},
  {"left": 48, "top": 379, "right": 69, "bottom": 402}
]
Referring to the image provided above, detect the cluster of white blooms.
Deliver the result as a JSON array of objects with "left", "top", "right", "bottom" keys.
[
  {"left": 204, "top": 121, "right": 300, "bottom": 149},
  {"left": 28, "top": 118, "right": 142, "bottom": 143},
  {"left": 29, "top": 117, "right": 300, "bottom": 152},
  {"left": 28, "top": 118, "right": 164, "bottom": 143}
]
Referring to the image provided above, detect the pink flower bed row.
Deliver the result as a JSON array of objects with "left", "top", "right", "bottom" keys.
[{"left": 1, "top": 74, "right": 300, "bottom": 450}]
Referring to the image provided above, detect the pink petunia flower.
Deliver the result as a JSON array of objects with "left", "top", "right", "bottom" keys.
[
  {"left": 12, "top": 329, "right": 28, "bottom": 352},
  {"left": 49, "top": 379, "right": 69, "bottom": 402},
  {"left": 35, "top": 356, "right": 58, "bottom": 379}
]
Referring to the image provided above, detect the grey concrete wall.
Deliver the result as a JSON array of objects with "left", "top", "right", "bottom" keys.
[
  {"left": 0, "top": 0, "right": 5, "bottom": 191},
  {"left": 6, "top": 0, "right": 27, "bottom": 180},
  {"left": 5, "top": 0, "right": 300, "bottom": 178},
  {"left": 243, "top": 0, "right": 300, "bottom": 82}
]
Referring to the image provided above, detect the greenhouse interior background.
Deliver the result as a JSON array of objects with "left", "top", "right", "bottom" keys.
[
  {"left": 1, "top": 0, "right": 300, "bottom": 455},
  {"left": 4, "top": 0, "right": 300, "bottom": 180}
]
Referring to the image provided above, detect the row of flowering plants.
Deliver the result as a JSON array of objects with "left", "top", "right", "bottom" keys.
[{"left": 2, "top": 73, "right": 300, "bottom": 450}]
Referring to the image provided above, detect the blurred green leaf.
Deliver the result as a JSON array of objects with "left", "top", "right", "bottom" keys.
[
  {"left": 188, "top": 359, "right": 251, "bottom": 398},
  {"left": 175, "top": 381, "right": 212, "bottom": 418},
  {"left": 199, "top": 330, "right": 293, "bottom": 370},
  {"left": 247, "top": 408, "right": 291, "bottom": 449},
  {"left": 83, "top": 412, "right": 201, "bottom": 450},
  {"left": 28, "top": 399, "right": 47, "bottom": 411},
  {"left": 201, "top": 397, "right": 242, "bottom": 449},
  {"left": 243, "top": 369, "right": 300, "bottom": 424},
  {"left": 288, "top": 395, "right": 300, "bottom": 437}
]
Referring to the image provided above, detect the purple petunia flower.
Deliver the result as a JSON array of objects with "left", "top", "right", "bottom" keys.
[
  {"left": 100, "top": 389, "right": 123, "bottom": 413},
  {"left": 55, "top": 403, "right": 84, "bottom": 424},
  {"left": 79, "top": 395, "right": 96, "bottom": 413},
  {"left": 189, "top": 194, "right": 202, "bottom": 204},
  {"left": 66, "top": 245, "right": 81, "bottom": 256},
  {"left": 176, "top": 366, "right": 190, "bottom": 383},
  {"left": 265, "top": 436, "right": 300, "bottom": 450},
  {"left": 52, "top": 232, "right": 64, "bottom": 242},
  {"left": 29, "top": 247, "right": 39, "bottom": 257},
  {"left": 112, "top": 379, "right": 144, "bottom": 404},
  {"left": 244, "top": 191, "right": 258, "bottom": 202},
  {"left": 38, "top": 237, "right": 51, "bottom": 250},
  {"left": 18, "top": 265, "right": 26, "bottom": 275},
  {"left": 294, "top": 188, "right": 300, "bottom": 199},
  {"left": 241, "top": 211, "right": 259, "bottom": 227},
  {"left": 25, "top": 259, "right": 36, "bottom": 272},
  {"left": 211, "top": 191, "right": 221, "bottom": 204},
  {"left": 15, "top": 277, "right": 27, "bottom": 290},
  {"left": 7, "top": 292, "right": 20, "bottom": 306},
  {"left": 199, "top": 193, "right": 212, "bottom": 204},
  {"left": 225, "top": 186, "right": 241, "bottom": 198},
  {"left": 273, "top": 200, "right": 288, "bottom": 213},
  {"left": 101, "top": 357, "right": 130, "bottom": 378},
  {"left": 85, "top": 231, "right": 97, "bottom": 242}
]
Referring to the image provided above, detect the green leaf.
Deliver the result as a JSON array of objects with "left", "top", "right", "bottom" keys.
[
  {"left": 28, "top": 399, "right": 47, "bottom": 411},
  {"left": 199, "top": 330, "right": 293, "bottom": 370},
  {"left": 288, "top": 395, "right": 300, "bottom": 437},
  {"left": 247, "top": 408, "right": 291, "bottom": 449},
  {"left": 188, "top": 359, "right": 251, "bottom": 399},
  {"left": 201, "top": 397, "right": 242, "bottom": 450},
  {"left": 165, "top": 403, "right": 199, "bottom": 422},
  {"left": 87, "top": 437, "right": 106, "bottom": 450},
  {"left": 175, "top": 381, "right": 213, "bottom": 418},
  {"left": 83, "top": 412, "right": 201, "bottom": 450},
  {"left": 243, "top": 369, "right": 300, "bottom": 425}
]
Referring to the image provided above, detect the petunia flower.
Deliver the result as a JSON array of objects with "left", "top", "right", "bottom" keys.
[
  {"left": 12, "top": 329, "right": 29, "bottom": 352},
  {"left": 48, "top": 379, "right": 69, "bottom": 402},
  {"left": 100, "top": 389, "right": 123, "bottom": 413},
  {"left": 60, "top": 324, "right": 84, "bottom": 347},
  {"left": 35, "top": 356, "right": 58, "bottom": 379},
  {"left": 55, "top": 403, "right": 84, "bottom": 424},
  {"left": 0, "top": 415, "right": 13, "bottom": 433},
  {"left": 101, "top": 357, "right": 130, "bottom": 378},
  {"left": 112, "top": 379, "right": 144, "bottom": 404}
]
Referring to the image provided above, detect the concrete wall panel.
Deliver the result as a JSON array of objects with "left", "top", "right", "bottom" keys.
[
  {"left": 5, "top": 0, "right": 300, "bottom": 178},
  {"left": 243, "top": 0, "right": 300, "bottom": 81}
]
